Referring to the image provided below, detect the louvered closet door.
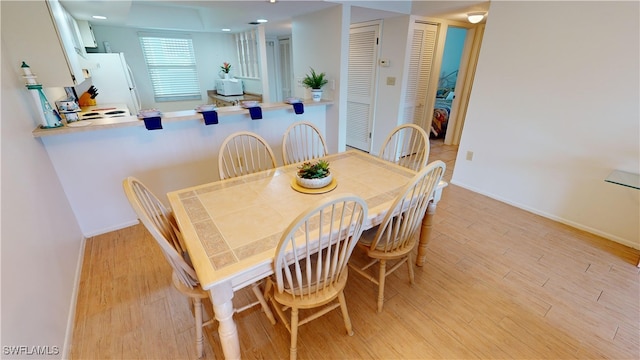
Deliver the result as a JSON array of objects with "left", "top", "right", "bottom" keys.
[
  {"left": 279, "top": 38, "right": 292, "bottom": 100},
  {"left": 403, "top": 22, "right": 438, "bottom": 131},
  {"left": 347, "top": 24, "right": 379, "bottom": 152}
]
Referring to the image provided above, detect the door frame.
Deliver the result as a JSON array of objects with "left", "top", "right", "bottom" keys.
[{"left": 445, "top": 24, "right": 485, "bottom": 145}]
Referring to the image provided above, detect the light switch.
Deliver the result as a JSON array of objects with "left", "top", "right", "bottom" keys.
[{"left": 386, "top": 77, "right": 396, "bottom": 86}]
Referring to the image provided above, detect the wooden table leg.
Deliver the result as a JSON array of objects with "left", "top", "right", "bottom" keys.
[
  {"left": 416, "top": 200, "right": 436, "bottom": 267},
  {"left": 209, "top": 282, "right": 240, "bottom": 360},
  {"left": 416, "top": 182, "right": 447, "bottom": 266}
]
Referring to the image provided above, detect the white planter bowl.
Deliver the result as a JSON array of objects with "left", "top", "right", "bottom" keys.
[{"left": 296, "top": 173, "right": 332, "bottom": 189}]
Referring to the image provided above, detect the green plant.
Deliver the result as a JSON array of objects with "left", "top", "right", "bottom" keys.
[
  {"left": 221, "top": 62, "right": 231, "bottom": 73},
  {"left": 302, "top": 67, "right": 328, "bottom": 89},
  {"left": 297, "top": 159, "right": 330, "bottom": 179}
]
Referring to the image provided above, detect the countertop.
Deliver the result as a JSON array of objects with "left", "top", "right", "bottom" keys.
[{"left": 32, "top": 99, "right": 332, "bottom": 137}]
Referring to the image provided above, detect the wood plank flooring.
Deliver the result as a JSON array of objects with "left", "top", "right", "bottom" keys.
[{"left": 71, "top": 140, "right": 639, "bottom": 359}]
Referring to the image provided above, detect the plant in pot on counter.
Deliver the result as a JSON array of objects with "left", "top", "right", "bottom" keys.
[
  {"left": 302, "top": 67, "right": 328, "bottom": 102},
  {"left": 220, "top": 62, "right": 232, "bottom": 78},
  {"left": 296, "top": 159, "right": 332, "bottom": 189}
]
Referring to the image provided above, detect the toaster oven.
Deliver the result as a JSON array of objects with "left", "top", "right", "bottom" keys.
[{"left": 215, "top": 79, "right": 243, "bottom": 96}]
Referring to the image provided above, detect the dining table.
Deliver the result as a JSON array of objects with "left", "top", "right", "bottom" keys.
[{"left": 167, "top": 149, "right": 447, "bottom": 359}]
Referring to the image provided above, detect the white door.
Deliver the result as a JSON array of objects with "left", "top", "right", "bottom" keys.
[
  {"left": 346, "top": 23, "right": 380, "bottom": 152},
  {"left": 403, "top": 22, "right": 438, "bottom": 132}
]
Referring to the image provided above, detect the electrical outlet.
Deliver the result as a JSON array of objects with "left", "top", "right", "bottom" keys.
[
  {"left": 466, "top": 151, "right": 474, "bottom": 161},
  {"left": 296, "top": 77, "right": 303, "bottom": 87},
  {"left": 386, "top": 77, "right": 396, "bottom": 86}
]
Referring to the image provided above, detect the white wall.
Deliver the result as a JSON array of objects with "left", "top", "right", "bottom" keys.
[
  {"left": 292, "top": 4, "right": 347, "bottom": 152},
  {"left": 369, "top": 15, "right": 411, "bottom": 155},
  {"left": 40, "top": 107, "right": 328, "bottom": 236},
  {"left": 453, "top": 2, "right": 640, "bottom": 248},
  {"left": 91, "top": 25, "right": 238, "bottom": 112},
  {"left": 1, "top": 39, "right": 85, "bottom": 358}
]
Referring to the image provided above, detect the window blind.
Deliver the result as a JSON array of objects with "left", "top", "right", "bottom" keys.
[{"left": 139, "top": 34, "right": 201, "bottom": 102}]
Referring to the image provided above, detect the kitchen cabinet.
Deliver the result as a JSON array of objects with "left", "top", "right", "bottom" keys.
[
  {"left": 1, "top": 0, "right": 87, "bottom": 87},
  {"left": 77, "top": 20, "right": 97, "bottom": 48}
]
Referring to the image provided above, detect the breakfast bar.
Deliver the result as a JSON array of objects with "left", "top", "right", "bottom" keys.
[{"left": 34, "top": 100, "right": 331, "bottom": 237}]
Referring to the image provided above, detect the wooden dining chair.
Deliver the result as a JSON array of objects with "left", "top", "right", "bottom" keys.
[
  {"left": 378, "top": 123, "right": 430, "bottom": 171},
  {"left": 122, "top": 177, "right": 276, "bottom": 358},
  {"left": 218, "top": 131, "right": 277, "bottom": 179},
  {"left": 266, "top": 193, "right": 368, "bottom": 360},
  {"left": 281, "top": 121, "right": 328, "bottom": 165},
  {"left": 349, "top": 160, "right": 445, "bottom": 312}
]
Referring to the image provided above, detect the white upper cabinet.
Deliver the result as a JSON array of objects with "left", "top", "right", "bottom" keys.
[
  {"left": 1, "top": 0, "right": 87, "bottom": 87},
  {"left": 77, "top": 20, "right": 98, "bottom": 48}
]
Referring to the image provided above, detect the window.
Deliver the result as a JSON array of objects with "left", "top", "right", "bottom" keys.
[
  {"left": 139, "top": 33, "right": 201, "bottom": 102},
  {"left": 234, "top": 30, "right": 260, "bottom": 78}
]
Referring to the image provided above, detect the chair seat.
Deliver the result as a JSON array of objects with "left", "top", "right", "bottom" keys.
[
  {"left": 172, "top": 272, "right": 209, "bottom": 299},
  {"left": 357, "top": 225, "right": 418, "bottom": 258},
  {"left": 274, "top": 269, "right": 348, "bottom": 309}
]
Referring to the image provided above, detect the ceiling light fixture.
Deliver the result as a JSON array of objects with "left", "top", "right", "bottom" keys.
[
  {"left": 467, "top": 12, "right": 486, "bottom": 24},
  {"left": 269, "top": 0, "right": 276, "bottom": 3},
  {"left": 92, "top": 15, "right": 107, "bottom": 20},
  {"left": 256, "top": 19, "right": 268, "bottom": 23},
  {"left": 222, "top": 28, "right": 231, "bottom": 32}
]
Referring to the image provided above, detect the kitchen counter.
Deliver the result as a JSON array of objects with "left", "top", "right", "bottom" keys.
[
  {"left": 32, "top": 99, "right": 331, "bottom": 137},
  {"left": 207, "top": 90, "right": 262, "bottom": 107}
]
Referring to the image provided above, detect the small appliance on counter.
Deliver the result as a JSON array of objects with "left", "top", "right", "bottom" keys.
[
  {"left": 215, "top": 79, "right": 243, "bottom": 96},
  {"left": 56, "top": 99, "right": 81, "bottom": 123}
]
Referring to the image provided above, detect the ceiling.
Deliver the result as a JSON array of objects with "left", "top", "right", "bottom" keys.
[{"left": 60, "top": 0, "right": 490, "bottom": 36}]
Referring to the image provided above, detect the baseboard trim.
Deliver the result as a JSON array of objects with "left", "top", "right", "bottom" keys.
[
  {"left": 83, "top": 220, "right": 139, "bottom": 238},
  {"left": 449, "top": 180, "right": 639, "bottom": 250},
  {"left": 61, "top": 235, "right": 87, "bottom": 360}
]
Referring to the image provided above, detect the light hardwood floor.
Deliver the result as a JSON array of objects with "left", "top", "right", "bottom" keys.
[{"left": 71, "top": 140, "right": 639, "bottom": 359}]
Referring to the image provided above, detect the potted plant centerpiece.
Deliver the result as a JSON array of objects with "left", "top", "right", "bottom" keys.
[
  {"left": 220, "top": 62, "right": 232, "bottom": 79},
  {"left": 302, "top": 67, "right": 328, "bottom": 102},
  {"left": 296, "top": 159, "right": 332, "bottom": 188}
]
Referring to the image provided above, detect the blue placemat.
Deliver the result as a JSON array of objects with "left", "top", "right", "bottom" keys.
[
  {"left": 202, "top": 110, "right": 218, "bottom": 125},
  {"left": 249, "top": 106, "right": 262, "bottom": 120},
  {"left": 292, "top": 102, "right": 304, "bottom": 114},
  {"left": 143, "top": 116, "right": 162, "bottom": 130}
]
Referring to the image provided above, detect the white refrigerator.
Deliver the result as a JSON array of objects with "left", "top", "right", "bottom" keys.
[{"left": 85, "top": 53, "right": 141, "bottom": 114}]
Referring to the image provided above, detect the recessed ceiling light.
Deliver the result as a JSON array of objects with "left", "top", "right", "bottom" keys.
[
  {"left": 92, "top": 15, "right": 107, "bottom": 20},
  {"left": 222, "top": 28, "right": 231, "bottom": 32},
  {"left": 256, "top": 19, "right": 268, "bottom": 23}
]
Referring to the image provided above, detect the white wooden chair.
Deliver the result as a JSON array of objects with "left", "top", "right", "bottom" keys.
[
  {"left": 349, "top": 160, "right": 445, "bottom": 312},
  {"left": 122, "top": 177, "right": 275, "bottom": 358},
  {"left": 266, "top": 193, "right": 368, "bottom": 360},
  {"left": 379, "top": 123, "right": 430, "bottom": 171},
  {"left": 281, "top": 121, "right": 328, "bottom": 165},
  {"left": 218, "top": 131, "right": 277, "bottom": 179}
]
